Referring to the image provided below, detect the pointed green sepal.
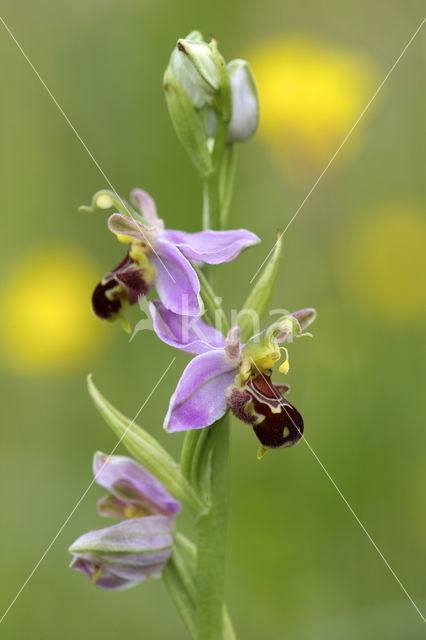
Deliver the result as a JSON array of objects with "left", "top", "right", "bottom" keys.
[
  {"left": 163, "top": 65, "right": 213, "bottom": 177},
  {"left": 87, "top": 375, "right": 205, "bottom": 515},
  {"left": 209, "top": 37, "right": 232, "bottom": 122},
  {"left": 238, "top": 231, "right": 284, "bottom": 342}
]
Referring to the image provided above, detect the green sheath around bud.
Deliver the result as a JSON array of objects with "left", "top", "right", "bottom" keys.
[{"left": 163, "top": 64, "right": 213, "bottom": 176}]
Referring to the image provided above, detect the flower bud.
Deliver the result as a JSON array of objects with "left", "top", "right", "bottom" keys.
[
  {"left": 164, "top": 31, "right": 233, "bottom": 174},
  {"left": 170, "top": 31, "right": 219, "bottom": 109},
  {"left": 226, "top": 59, "right": 259, "bottom": 142},
  {"left": 206, "top": 59, "right": 259, "bottom": 144},
  {"left": 93, "top": 451, "right": 181, "bottom": 519},
  {"left": 69, "top": 516, "right": 173, "bottom": 590}
]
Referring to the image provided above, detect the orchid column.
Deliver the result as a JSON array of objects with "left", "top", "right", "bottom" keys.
[{"left": 164, "top": 32, "right": 259, "bottom": 639}]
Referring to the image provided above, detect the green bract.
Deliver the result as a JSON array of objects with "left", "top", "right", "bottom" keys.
[
  {"left": 238, "top": 232, "right": 283, "bottom": 342},
  {"left": 163, "top": 64, "right": 213, "bottom": 176}
]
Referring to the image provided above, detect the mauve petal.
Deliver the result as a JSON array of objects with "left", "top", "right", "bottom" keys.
[
  {"left": 161, "top": 228, "right": 260, "bottom": 264},
  {"left": 69, "top": 517, "right": 173, "bottom": 589},
  {"left": 70, "top": 557, "right": 139, "bottom": 591},
  {"left": 152, "top": 238, "right": 202, "bottom": 315},
  {"left": 70, "top": 556, "right": 165, "bottom": 590},
  {"left": 69, "top": 517, "right": 173, "bottom": 566},
  {"left": 150, "top": 300, "right": 225, "bottom": 354},
  {"left": 93, "top": 452, "right": 181, "bottom": 517},
  {"left": 164, "top": 350, "right": 237, "bottom": 432},
  {"left": 70, "top": 554, "right": 131, "bottom": 591},
  {"left": 130, "top": 189, "right": 162, "bottom": 227}
]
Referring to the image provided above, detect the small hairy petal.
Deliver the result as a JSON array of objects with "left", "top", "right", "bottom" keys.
[
  {"left": 277, "top": 308, "right": 317, "bottom": 343},
  {"left": 107, "top": 213, "right": 155, "bottom": 240},
  {"left": 164, "top": 350, "right": 237, "bottom": 432},
  {"left": 161, "top": 228, "right": 260, "bottom": 264},
  {"left": 150, "top": 299, "right": 225, "bottom": 354},
  {"left": 291, "top": 308, "right": 317, "bottom": 330}
]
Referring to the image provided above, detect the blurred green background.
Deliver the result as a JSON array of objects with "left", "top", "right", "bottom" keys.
[{"left": 1, "top": 1, "right": 425, "bottom": 638}]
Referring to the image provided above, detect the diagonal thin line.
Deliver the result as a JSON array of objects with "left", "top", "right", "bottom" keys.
[
  {"left": 249, "top": 358, "right": 426, "bottom": 624},
  {"left": 249, "top": 16, "right": 426, "bottom": 284},
  {"left": 0, "top": 15, "right": 176, "bottom": 283},
  {"left": 0, "top": 357, "right": 176, "bottom": 626}
]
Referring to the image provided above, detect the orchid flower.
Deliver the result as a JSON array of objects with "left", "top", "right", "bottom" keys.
[
  {"left": 69, "top": 517, "right": 174, "bottom": 591},
  {"left": 150, "top": 300, "right": 316, "bottom": 456},
  {"left": 69, "top": 452, "right": 180, "bottom": 590},
  {"left": 87, "top": 188, "right": 260, "bottom": 321}
]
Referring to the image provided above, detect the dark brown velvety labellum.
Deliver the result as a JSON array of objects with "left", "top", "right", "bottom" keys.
[
  {"left": 227, "top": 375, "right": 303, "bottom": 449},
  {"left": 92, "top": 277, "right": 123, "bottom": 319},
  {"left": 92, "top": 254, "right": 153, "bottom": 320}
]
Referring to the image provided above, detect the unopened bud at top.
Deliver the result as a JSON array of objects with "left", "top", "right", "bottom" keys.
[
  {"left": 226, "top": 59, "right": 259, "bottom": 142},
  {"left": 206, "top": 59, "right": 259, "bottom": 143},
  {"left": 170, "top": 31, "right": 220, "bottom": 109},
  {"left": 164, "top": 30, "right": 259, "bottom": 174}
]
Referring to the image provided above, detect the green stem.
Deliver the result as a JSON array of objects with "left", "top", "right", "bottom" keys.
[
  {"left": 173, "top": 531, "right": 237, "bottom": 640},
  {"left": 163, "top": 554, "right": 196, "bottom": 639},
  {"left": 219, "top": 145, "right": 236, "bottom": 229},
  {"left": 190, "top": 427, "right": 211, "bottom": 489},
  {"left": 195, "top": 114, "right": 234, "bottom": 639},
  {"left": 180, "top": 428, "right": 209, "bottom": 490},
  {"left": 173, "top": 534, "right": 198, "bottom": 603},
  {"left": 195, "top": 264, "right": 229, "bottom": 335},
  {"left": 203, "top": 172, "right": 221, "bottom": 232},
  {"left": 171, "top": 533, "right": 236, "bottom": 640},
  {"left": 196, "top": 414, "right": 230, "bottom": 639},
  {"left": 203, "top": 118, "right": 230, "bottom": 231},
  {"left": 177, "top": 97, "right": 234, "bottom": 638}
]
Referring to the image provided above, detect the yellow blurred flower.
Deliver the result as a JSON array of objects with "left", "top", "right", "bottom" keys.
[
  {"left": 0, "top": 247, "right": 105, "bottom": 374},
  {"left": 248, "top": 36, "right": 376, "bottom": 169},
  {"left": 339, "top": 205, "right": 426, "bottom": 321}
]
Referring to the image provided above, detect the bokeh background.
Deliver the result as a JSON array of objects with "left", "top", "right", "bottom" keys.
[{"left": 1, "top": 1, "right": 425, "bottom": 638}]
